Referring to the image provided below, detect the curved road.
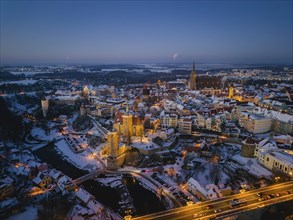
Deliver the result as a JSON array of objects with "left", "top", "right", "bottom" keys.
[{"left": 132, "top": 181, "right": 293, "bottom": 220}]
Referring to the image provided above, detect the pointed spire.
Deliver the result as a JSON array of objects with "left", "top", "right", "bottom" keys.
[{"left": 192, "top": 61, "right": 195, "bottom": 71}]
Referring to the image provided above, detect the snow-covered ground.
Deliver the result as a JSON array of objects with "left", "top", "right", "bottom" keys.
[
  {"left": 232, "top": 154, "right": 272, "bottom": 178},
  {"left": 98, "top": 175, "right": 122, "bottom": 188},
  {"left": 7, "top": 206, "right": 38, "bottom": 220},
  {"left": 30, "top": 127, "right": 61, "bottom": 142},
  {"left": 55, "top": 139, "right": 103, "bottom": 171}
]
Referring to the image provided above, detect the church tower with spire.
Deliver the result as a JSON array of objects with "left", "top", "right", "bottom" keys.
[
  {"left": 228, "top": 83, "right": 235, "bottom": 99},
  {"left": 189, "top": 62, "right": 196, "bottom": 90}
]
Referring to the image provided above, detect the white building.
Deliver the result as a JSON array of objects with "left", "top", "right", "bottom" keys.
[
  {"left": 254, "top": 138, "right": 278, "bottom": 158},
  {"left": 240, "top": 113, "right": 272, "bottom": 134},
  {"left": 178, "top": 117, "right": 192, "bottom": 134},
  {"left": 160, "top": 113, "right": 178, "bottom": 129},
  {"left": 258, "top": 150, "right": 293, "bottom": 178},
  {"left": 187, "top": 178, "right": 208, "bottom": 201},
  {"left": 187, "top": 178, "right": 220, "bottom": 201}
]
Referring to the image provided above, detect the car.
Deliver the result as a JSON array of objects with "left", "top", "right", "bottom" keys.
[
  {"left": 269, "top": 194, "right": 275, "bottom": 198},
  {"left": 257, "top": 204, "right": 264, "bottom": 208},
  {"left": 256, "top": 193, "right": 262, "bottom": 197},
  {"left": 214, "top": 209, "right": 222, "bottom": 213},
  {"left": 258, "top": 197, "right": 266, "bottom": 201},
  {"left": 206, "top": 205, "right": 214, "bottom": 210},
  {"left": 275, "top": 193, "right": 280, "bottom": 197},
  {"left": 193, "top": 213, "right": 203, "bottom": 218},
  {"left": 287, "top": 191, "right": 291, "bottom": 194}
]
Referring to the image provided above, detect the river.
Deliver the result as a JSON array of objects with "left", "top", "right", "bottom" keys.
[{"left": 34, "top": 142, "right": 166, "bottom": 216}]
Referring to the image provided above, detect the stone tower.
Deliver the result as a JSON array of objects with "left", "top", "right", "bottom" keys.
[
  {"left": 122, "top": 114, "right": 133, "bottom": 143},
  {"left": 41, "top": 97, "right": 49, "bottom": 118},
  {"left": 107, "top": 132, "right": 119, "bottom": 170},
  {"left": 189, "top": 62, "right": 196, "bottom": 90},
  {"left": 241, "top": 136, "right": 256, "bottom": 158}
]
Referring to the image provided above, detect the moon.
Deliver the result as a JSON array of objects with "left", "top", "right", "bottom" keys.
[{"left": 173, "top": 53, "right": 179, "bottom": 61}]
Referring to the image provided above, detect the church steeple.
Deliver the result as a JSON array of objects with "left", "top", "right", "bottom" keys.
[{"left": 189, "top": 62, "right": 196, "bottom": 90}]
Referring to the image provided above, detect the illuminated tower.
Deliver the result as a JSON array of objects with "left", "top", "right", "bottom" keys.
[
  {"left": 142, "top": 84, "right": 150, "bottom": 101},
  {"left": 107, "top": 132, "right": 119, "bottom": 170},
  {"left": 83, "top": 85, "right": 90, "bottom": 96},
  {"left": 228, "top": 84, "right": 235, "bottom": 99},
  {"left": 122, "top": 114, "right": 133, "bottom": 143},
  {"left": 41, "top": 97, "right": 49, "bottom": 118},
  {"left": 189, "top": 62, "right": 196, "bottom": 90}
]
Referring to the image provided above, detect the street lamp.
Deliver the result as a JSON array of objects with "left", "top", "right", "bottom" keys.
[
  {"left": 275, "top": 176, "right": 281, "bottom": 183},
  {"left": 124, "top": 210, "right": 132, "bottom": 220},
  {"left": 187, "top": 196, "right": 193, "bottom": 206}
]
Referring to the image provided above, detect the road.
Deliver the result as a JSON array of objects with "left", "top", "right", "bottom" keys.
[
  {"left": 132, "top": 181, "right": 293, "bottom": 220},
  {"left": 88, "top": 115, "right": 109, "bottom": 137}
]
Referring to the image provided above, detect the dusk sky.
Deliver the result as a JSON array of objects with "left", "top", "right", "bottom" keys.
[{"left": 1, "top": 0, "right": 292, "bottom": 65}]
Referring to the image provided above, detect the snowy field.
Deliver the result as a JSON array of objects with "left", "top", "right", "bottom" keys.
[
  {"left": 31, "top": 127, "right": 61, "bottom": 142},
  {"left": 55, "top": 139, "right": 103, "bottom": 171}
]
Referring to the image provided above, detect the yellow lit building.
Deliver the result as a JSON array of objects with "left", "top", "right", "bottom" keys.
[
  {"left": 106, "top": 132, "right": 127, "bottom": 170},
  {"left": 228, "top": 84, "right": 235, "bottom": 99},
  {"left": 32, "top": 173, "right": 52, "bottom": 189},
  {"left": 113, "top": 112, "right": 144, "bottom": 143}
]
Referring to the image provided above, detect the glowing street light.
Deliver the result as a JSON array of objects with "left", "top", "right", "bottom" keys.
[{"left": 124, "top": 210, "right": 132, "bottom": 220}]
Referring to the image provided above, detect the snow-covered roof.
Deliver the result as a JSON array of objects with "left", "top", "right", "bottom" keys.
[
  {"left": 258, "top": 137, "right": 270, "bottom": 147},
  {"left": 32, "top": 176, "right": 42, "bottom": 185},
  {"left": 87, "top": 199, "right": 103, "bottom": 214},
  {"left": 187, "top": 178, "right": 207, "bottom": 197},
  {"left": 57, "top": 175, "right": 72, "bottom": 191},
  {"left": 269, "top": 151, "right": 293, "bottom": 166},
  {"left": 76, "top": 188, "right": 92, "bottom": 204},
  {"left": 48, "top": 169, "right": 62, "bottom": 180}
]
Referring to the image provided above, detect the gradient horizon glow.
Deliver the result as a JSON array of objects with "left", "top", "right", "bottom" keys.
[{"left": 1, "top": 0, "right": 292, "bottom": 65}]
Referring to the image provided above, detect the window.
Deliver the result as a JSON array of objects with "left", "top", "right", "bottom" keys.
[
  {"left": 285, "top": 167, "right": 287, "bottom": 172},
  {"left": 266, "top": 158, "right": 269, "bottom": 162}
]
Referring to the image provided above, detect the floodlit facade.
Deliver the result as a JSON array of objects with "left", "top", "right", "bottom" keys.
[{"left": 258, "top": 150, "right": 293, "bottom": 177}]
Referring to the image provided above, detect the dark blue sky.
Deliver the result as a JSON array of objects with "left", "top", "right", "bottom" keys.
[{"left": 1, "top": 0, "right": 292, "bottom": 65}]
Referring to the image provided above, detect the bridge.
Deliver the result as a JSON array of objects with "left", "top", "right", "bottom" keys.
[
  {"left": 69, "top": 168, "right": 182, "bottom": 208},
  {"left": 132, "top": 181, "right": 293, "bottom": 220}
]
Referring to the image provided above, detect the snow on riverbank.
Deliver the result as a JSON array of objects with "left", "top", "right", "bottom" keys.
[
  {"left": 98, "top": 175, "right": 122, "bottom": 188},
  {"left": 55, "top": 139, "right": 103, "bottom": 171},
  {"left": 135, "top": 175, "right": 174, "bottom": 209}
]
